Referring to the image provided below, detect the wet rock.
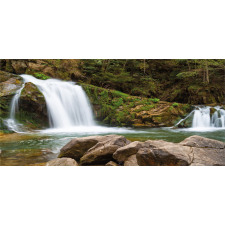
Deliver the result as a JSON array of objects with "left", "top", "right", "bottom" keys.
[
  {"left": 58, "top": 135, "right": 119, "bottom": 160},
  {"left": 180, "top": 135, "right": 225, "bottom": 149},
  {"left": 105, "top": 161, "right": 118, "bottom": 166},
  {"left": 124, "top": 154, "right": 138, "bottom": 166},
  {"left": 113, "top": 141, "right": 146, "bottom": 162},
  {"left": 136, "top": 140, "right": 192, "bottom": 166},
  {"left": 47, "top": 158, "right": 78, "bottom": 166},
  {"left": 80, "top": 135, "right": 130, "bottom": 165}
]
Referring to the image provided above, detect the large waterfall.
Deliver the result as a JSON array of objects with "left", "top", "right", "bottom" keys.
[{"left": 6, "top": 74, "right": 95, "bottom": 131}]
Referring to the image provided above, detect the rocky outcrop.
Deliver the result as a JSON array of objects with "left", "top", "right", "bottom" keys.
[
  {"left": 18, "top": 82, "right": 48, "bottom": 128},
  {"left": 82, "top": 83, "right": 192, "bottom": 127},
  {"left": 47, "top": 158, "right": 78, "bottom": 166},
  {"left": 0, "top": 59, "right": 82, "bottom": 80},
  {"left": 55, "top": 135, "right": 225, "bottom": 166}
]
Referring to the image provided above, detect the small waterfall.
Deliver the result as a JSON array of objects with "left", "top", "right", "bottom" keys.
[
  {"left": 5, "top": 84, "right": 25, "bottom": 132},
  {"left": 192, "top": 106, "right": 225, "bottom": 128},
  {"left": 175, "top": 106, "right": 225, "bottom": 129},
  {"left": 6, "top": 74, "right": 95, "bottom": 131}
]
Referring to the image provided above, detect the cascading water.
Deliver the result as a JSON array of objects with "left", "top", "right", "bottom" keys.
[
  {"left": 192, "top": 106, "right": 225, "bottom": 128},
  {"left": 6, "top": 74, "right": 96, "bottom": 131},
  {"left": 175, "top": 106, "right": 225, "bottom": 130},
  {"left": 5, "top": 84, "right": 25, "bottom": 132}
]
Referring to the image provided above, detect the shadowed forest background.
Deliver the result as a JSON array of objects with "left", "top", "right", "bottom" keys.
[{"left": 1, "top": 59, "right": 224, "bottom": 104}]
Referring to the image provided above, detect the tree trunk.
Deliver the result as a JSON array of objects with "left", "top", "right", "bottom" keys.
[{"left": 205, "top": 60, "right": 209, "bottom": 84}]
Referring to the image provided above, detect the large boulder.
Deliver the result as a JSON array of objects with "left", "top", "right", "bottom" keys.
[
  {"left": 80, "top": 135, "right": 131, "bottom": 165},
  {"left": 113, "top": 141, "right": 147, "bottom": 162},
  {"left": 136, "top": 136, "right": 225, "bottom": 166},
  {"left": 180, "top": 136, "right": 225, "bottom": 166},
  {"left": 58, "top": 135, "right": 118, "bottom": 160},
  {"left": 136, "top": 140, "right": 191, "bottom": 166},
  {"left": 47, "top": 158, "right": 78, "bottom": 166}
]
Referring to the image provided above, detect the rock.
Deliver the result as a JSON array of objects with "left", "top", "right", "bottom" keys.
[
  {"left": 0, "top": 72, "right": 22, "bottom": 97},
  {"left": 80, "top": 135, "right": 131, "bottom": 165},
  {"left": 136, "top": 140, "right": 192, "bottom": 166},
  {"left": 113, "top": 141, "right": 146, "bottom": 162},
  {"left": 124, "top": 154, "right": 139, "bottom": 166},
  {"left": 15, "top": 82, "right": 48, "bottom": 128},
  {"left": 136, "top": 136, "right": 225, "bottom": 166},
  {"left": 11, "top": 60, "right": 28, "bottom": 74},
  {"left": 180, "top": 135, "right": 225, "bottom": 149},
  {"left": 58, "top": 135, "right": 118, "bottom": 160},
  {"left": 180, "top": 136, "right": 225, "bottom": 166},
  {"left": 47, "top": 158, "right": 78, "bottom": 166},
  {"left": 105, "top": 161, "right": 118, "bottom": 166}
]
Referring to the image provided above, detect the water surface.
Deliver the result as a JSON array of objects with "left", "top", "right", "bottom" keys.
[{"left": 0, "top": 126, "right": 224, "bottom": 166}]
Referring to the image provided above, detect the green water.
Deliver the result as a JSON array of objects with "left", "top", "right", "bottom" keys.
[{"left": 0, "top": 127, "right": 224, "bottom": 166}]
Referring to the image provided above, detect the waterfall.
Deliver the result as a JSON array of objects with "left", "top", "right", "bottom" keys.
[
  {"left": 192, "top": 106, "right": 225, "bottom": 128},
  {"left": 6, "top": 74, "right": 95, "bottom": 131},
  {"left": 175, "top": 106, "right": 225, "bottom": 129}
]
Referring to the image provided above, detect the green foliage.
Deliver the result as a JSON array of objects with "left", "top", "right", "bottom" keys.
[
  {"left": 172, "top": 102, "right": 179, "bottom": 107},
  {"left": 33, "top": 73, "right": 50, "bottom": 80},
  {"left": 150, "top": 98, "right": 160, "bottom": 103}
]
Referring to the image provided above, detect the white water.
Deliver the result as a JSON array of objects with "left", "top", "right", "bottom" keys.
[
  {"left": 5, "top": 75, "right": 143, "bottom": 135},
  {"left": 6, "top": 74, "right": 96, "bottom": 132},
  {"left": 5, "top": 84, "right": 25, "bottom": 132},
  {"left": 192, "top": 106, "right": 225, "bottom": 128},
  {"left": 175, "top": 106, "right": 225, "bottom": 131}
]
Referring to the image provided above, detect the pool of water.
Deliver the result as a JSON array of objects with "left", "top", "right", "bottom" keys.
[{"left": 0, "top": 126, "right": 224, "bottom": 166}]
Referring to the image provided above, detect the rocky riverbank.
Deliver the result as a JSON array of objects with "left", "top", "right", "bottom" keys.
[{"left": 46, "top": 135, "right": 225, "bottom": 166}]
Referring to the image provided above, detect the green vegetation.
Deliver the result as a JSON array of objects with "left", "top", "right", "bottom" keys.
[
  {"left": 172, "top": 102, "right": 179, "bottom": 107},
  {"left": 82, "top": 83, "right": 191, "bottom": 127},
  {"left": 33, "top": 73, "right": 50, "bottom": 80}
]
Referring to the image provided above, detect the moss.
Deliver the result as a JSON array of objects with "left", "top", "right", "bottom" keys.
[
  {"left": 82, "top": 83, "right": 192, "bottom": 127},
  {"left": 33, "top": 73, "right": 50, "bottom": 80}
]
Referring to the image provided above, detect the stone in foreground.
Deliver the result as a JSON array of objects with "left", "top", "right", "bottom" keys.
[
  {"left": 80, "top": 135, "right": 130, "bottom": 165},
  {"left": 58, "top": 135, "right": 117, "bottom": 160},
  {"left": 47, "top": 158, "right": 78, "bottom": 166}
]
